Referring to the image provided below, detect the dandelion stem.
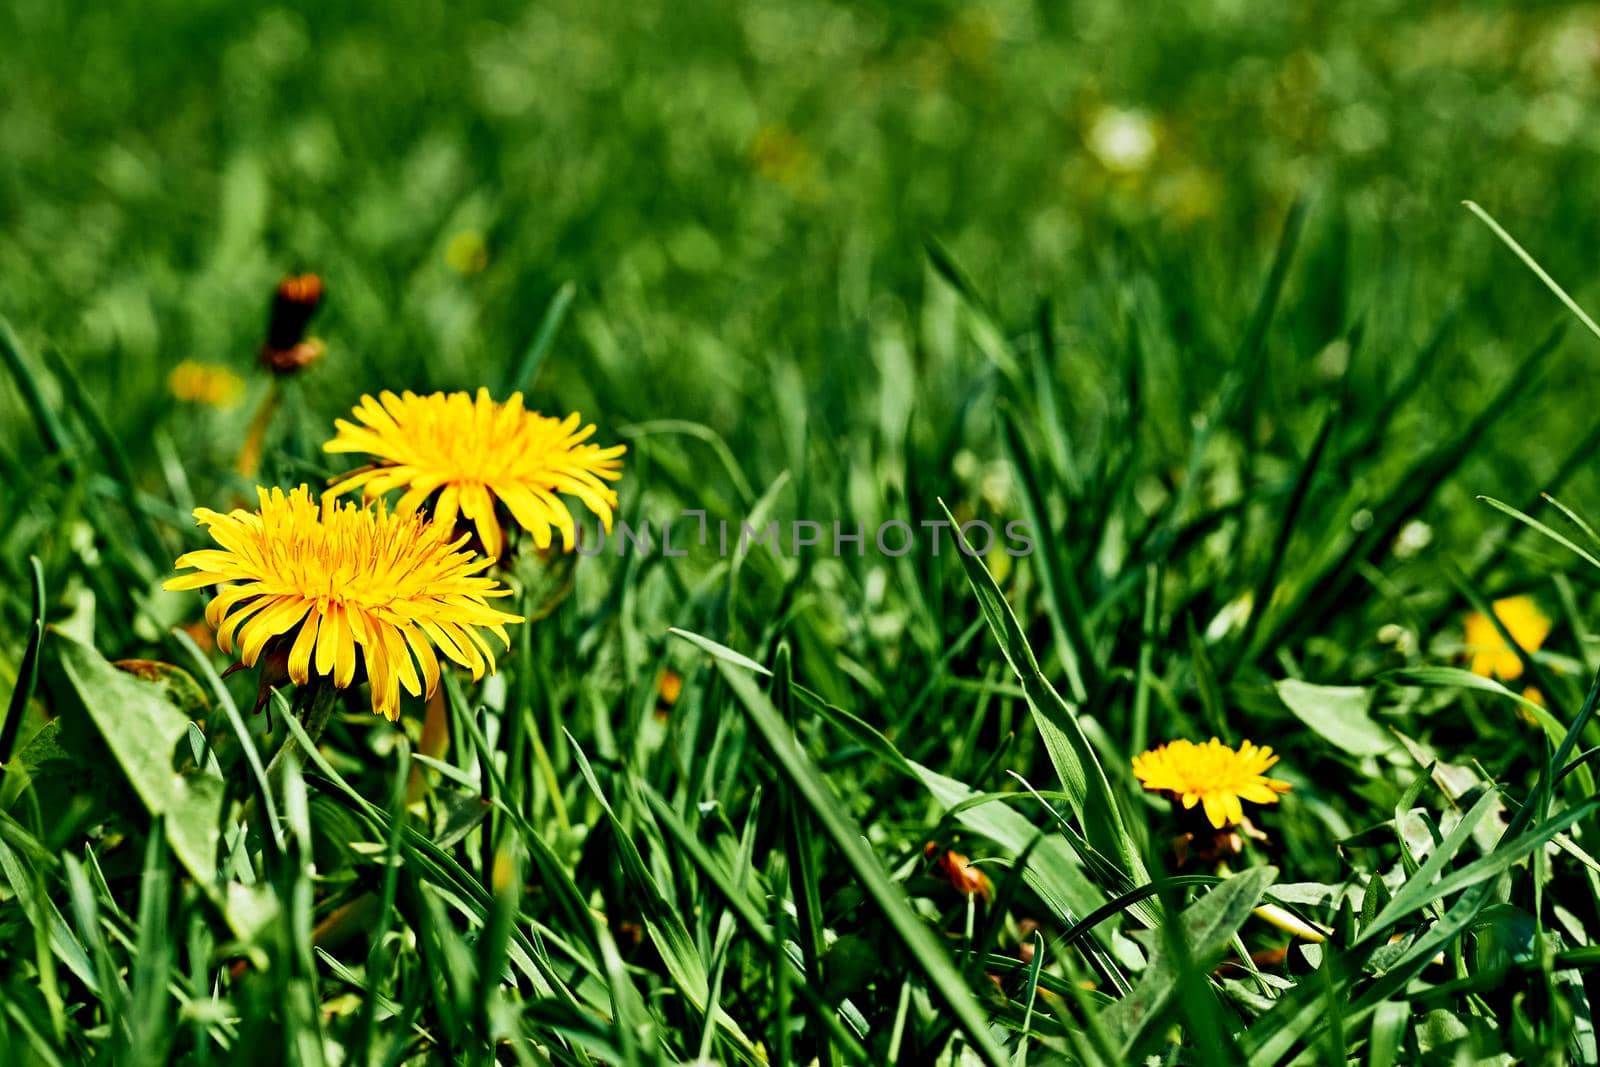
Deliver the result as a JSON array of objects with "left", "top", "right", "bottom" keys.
[
  {"left": 235, "top": 380, "right": 282, "bottom": 478},
  {"left": 264, "top": 680, "right": 338, "bottom": 783}
]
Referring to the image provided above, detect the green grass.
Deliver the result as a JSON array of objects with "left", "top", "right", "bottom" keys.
[{"left": 6, "top": 0, "right": 1600, "bottom": 1063}]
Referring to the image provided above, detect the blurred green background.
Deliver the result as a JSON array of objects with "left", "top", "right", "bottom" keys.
[{"left": 5, "top": 0, "right": 1600, "bottom": 456}]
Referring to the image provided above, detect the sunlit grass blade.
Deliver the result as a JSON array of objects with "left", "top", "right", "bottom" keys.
[
  {"left": 1228, "top": 408, "right": 1335, "bottom": 677},
  {"left": 1477, "top": 494, "right": 1600, "bottom": 571},
  {"left": 1465, "top": 200, "right": 1600, "bottom": 343},
  {"left": 0, "top": 557, "right": 45, "bottom": 787},
  {"left": 938, "top": 498, "right": 1147, "bottom": 884},
  {"left": 1264, "top": 324, "right": 1563, "bottom": 652},
  {"left": 1000, "top": 401, "right": 1092, "bottom": 701},
  {"left": 716, "top": 659, "right": 1011, "bottom": 1067},
  {"left": 0, "top": 318, "right": 71, "bottom": 455},
  {"left": 694, "top": 630, "right": 1125, "bottom": 930},
  {"left": 640, "top": 783, "right": 874, "bottom": 1063},
  {"left": 773, "top": 644, "right": 836, "bottom": 1067},
  {"left": 504, "top": 280, "right": 577, "bottom": 394},
  {"left": 569, "top": 738, "right": 763, "bottom": 1064},
  {"left": 43, "top": 347, "right": 168, "bottom": 572}
]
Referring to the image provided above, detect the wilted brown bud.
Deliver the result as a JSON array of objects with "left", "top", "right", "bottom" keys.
[
  {"left": 220, "top": 640, "right": 292, "bottom": 713},
  {"left": 261, "top": 273, "right": 325, "bottom": 374},
  {"left": 932, "top": 849, "right": 992, "bottom": 901},
  {"left": 653, "top": 670, "right": 681, "bottom": 722}
]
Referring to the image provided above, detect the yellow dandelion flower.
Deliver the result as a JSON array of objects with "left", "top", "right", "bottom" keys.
[
  {"left": 165, "top": 485, "right": 522, "bottom": 720},
  {"left": 1131, "top": 738, "right": 1291, "bottom": 830},
  {"left": 323, "top": 389, "right": 624, "bottom": 559},
  {"left": 444, "top": 231, "right": 489, "bottom": 274},
  {"left": 1463, "top": 595, "right": 1550, "bottom": 681},
  {"left": 169, "top": 361, "right": 245, "bottom": 407}
]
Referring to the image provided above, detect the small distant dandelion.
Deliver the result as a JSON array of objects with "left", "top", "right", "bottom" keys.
[
  {"left": 165, "top": 485, "right": 522, "bottom": 719},
  {"left": 445, "top": 231, "right": 489, "bottom": 274},
  {"left": 1132, "top": 738, "right": 1291, "bottom": 830},
  {"left": 168, "top": 361, "right": 245, "bottom": 408},
  {"left": 1087, "top": 107, "right": 1157, "bottom": 174},
  {"left": 1154, "top": 165, "right": 1221, "bottom": 224},
  {"left": 324, "top": 389, "right": 625, "bottom": 559},
  {"left": 1463, "top": 595, "right": 1550, "bottom": 681}
]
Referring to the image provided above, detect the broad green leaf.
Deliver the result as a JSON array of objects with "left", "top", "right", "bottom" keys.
[
  {"left": 0, "top": 720, "right": 67, "bottom": 807},
  {"left": 1103, "top": 866, "right": 1276, "bottom": 1057},
  {"left": 0, "top": 835, "right": 100, "bottom": 995},
  {"left": 112, "top": 659, "right": 212, "bottom": 725},
  {"left": 1275, "top": 679, "right": 1393, "bottom": 757},
  {"left": 47, "top": 633, "right": 223, "bottom": 887}
]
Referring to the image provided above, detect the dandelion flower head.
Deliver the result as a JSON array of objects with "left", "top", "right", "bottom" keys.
[
  {"left": 324, "top": 388, "right": 624, "bottom": 558},
  {"left": 169, "top": 361, "right": 245, "bottom": 408},
  {"left": 1463, "top": 595, "right": 1549, "bottom": 681},
  {"left": 1132, "top": 738, "right": 1291, "bottom": 829},
  {"left": 165, "top": 485, "right": 522, "bottom": 719}
]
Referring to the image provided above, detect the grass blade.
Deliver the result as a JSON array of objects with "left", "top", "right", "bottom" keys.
[
  {"left": 716, "top": 659, "right": 1011, "bottom": 1067},
  {"left": 938, "top": 498, "right": 1147, "bottom": 884},
  {"left": 504, "top": 281, "right": 576, "bottom": 394}
]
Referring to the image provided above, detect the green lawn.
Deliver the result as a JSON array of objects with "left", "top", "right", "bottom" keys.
[{"left": 4, "top": 1, "right": 1600, "bottom": 1063}]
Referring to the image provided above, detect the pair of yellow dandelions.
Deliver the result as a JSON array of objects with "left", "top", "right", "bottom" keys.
[{"left": 166, "top": 388, "right": 624, "bottom": 719}]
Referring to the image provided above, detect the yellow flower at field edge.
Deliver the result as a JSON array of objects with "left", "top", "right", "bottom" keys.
[
  {"left": 169, "top": 361, "right": 245, "bottom": 407},
  {"left": 324, "top": 389, "right": 625, "bottom": 559},
  {"left": 1463, "top": 595, "right": 1550, "bottom": 681},
  {"left": 165, "top": 485, "right": 522, "bottom": 719},
  {"left": 1132, "top": 738, "right": 1291, "bottom": 830}
]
